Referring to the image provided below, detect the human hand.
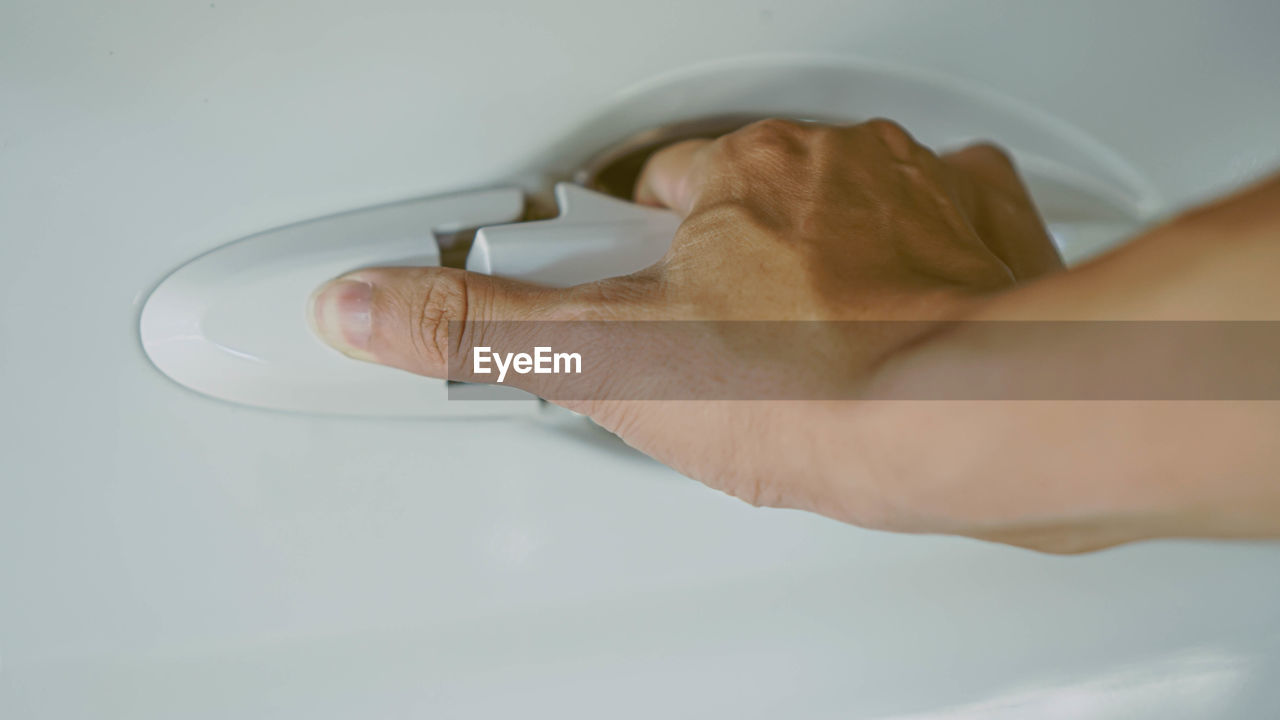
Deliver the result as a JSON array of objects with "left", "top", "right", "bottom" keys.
[{"left": 308, "top": 118, "right": 1068, "bottom": 540}]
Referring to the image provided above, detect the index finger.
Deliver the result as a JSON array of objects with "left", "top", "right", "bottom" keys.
[{"left": 633, "top": 138, "right": 714, "bottom": 216}]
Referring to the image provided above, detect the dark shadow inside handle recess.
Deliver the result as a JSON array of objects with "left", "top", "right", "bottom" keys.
[
  {"left": 439, "top": 115, "right": 838, "bottom": 269},
  {"left": 574, "top": 114, "right": 835, "bottom": 201}
]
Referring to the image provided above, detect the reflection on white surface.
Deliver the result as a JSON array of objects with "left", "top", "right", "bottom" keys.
[
  {"left": 490, "top": 526, "right": 540, "bottom": 566},
  {"left": 882, "top": 649, "right": 1246, "bottom": 720},
  {"left": 209, "top": 340, "right": 267, "bottom": 365}
]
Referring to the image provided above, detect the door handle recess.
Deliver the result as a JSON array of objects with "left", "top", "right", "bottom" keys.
[{"left": 139, "top": 184, "right": 678, "bottom": 417}]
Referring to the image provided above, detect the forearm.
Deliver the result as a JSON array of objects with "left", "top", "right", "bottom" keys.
[
  {"left": 851, "top": 174, "right": 1280, "bottom": 549},
  {"left": 849, "top": 398, "right": 1280, "bottom": 550}
]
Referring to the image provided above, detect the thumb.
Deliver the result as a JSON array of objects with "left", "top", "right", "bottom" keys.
[{"left": 309, "top": 266, "right": 570, "bottom": 379}]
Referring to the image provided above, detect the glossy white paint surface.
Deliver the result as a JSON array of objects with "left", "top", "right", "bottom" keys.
[{"left": 3, "top": 1, "right": 1280, "bottom": 717}]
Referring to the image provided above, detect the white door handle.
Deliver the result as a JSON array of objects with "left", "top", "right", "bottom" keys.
[
  {"left": 468, "top": 183, "right": 681, "bottom": 287},
  {"left": 139, "top": 187, "right": 534, "bottom": 417},
  {"left": 139, "top": 182, "right": 678, "bottom": 418}
]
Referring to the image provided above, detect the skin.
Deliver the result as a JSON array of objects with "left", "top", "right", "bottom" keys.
[{"left": 311, "top": 118, "right": 1280, "bottom": 553}]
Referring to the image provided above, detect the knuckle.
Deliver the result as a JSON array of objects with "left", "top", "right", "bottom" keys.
[
  {"left": 807, "top": 123, "right": 847, "bottom": 151},
  {"left": 555, "top": 275, "right": 659, "bottom": 322},
  {"left": 411, "top": 270, "right": 472, "bottom": 370},
  {"left": 862, "top": 116, "right": 909, "bottom": 140},
  {"left": 949, "top": 141, "right": 1030, "bottom": 205},
  {"left": 951, "top": 142, "right": 1020, "bottom": 185},
  {"left": 962, "top": 141, "right": 1015, "bottom": 168},
  {"left": 724, "top": 118, "right": 807, "bottom": 164},
  {"left": 861, "top": 117, "right": 918, "bottom": 159},
  {"left": 740, "top": 116, "right": 804, "bottom": 141}
]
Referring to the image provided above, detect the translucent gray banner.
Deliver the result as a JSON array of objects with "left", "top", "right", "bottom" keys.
[{"left": 445, "top": 321, "right": 1280, "bottom": 400}]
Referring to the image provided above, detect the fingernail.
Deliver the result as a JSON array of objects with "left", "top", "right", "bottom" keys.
[{"left": 309, "top": 277, "right": 374, "bottom": 360}]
